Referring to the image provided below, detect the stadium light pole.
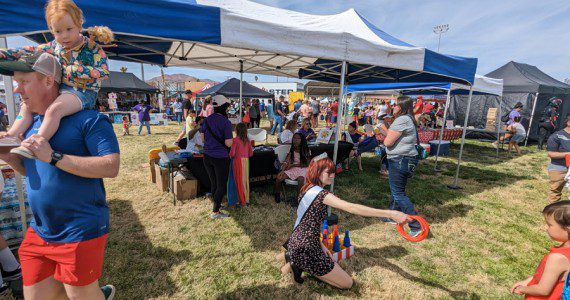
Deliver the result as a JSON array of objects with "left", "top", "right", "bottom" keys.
[{"left": 433, "top": 24, "right": 449, "bottom": 52}]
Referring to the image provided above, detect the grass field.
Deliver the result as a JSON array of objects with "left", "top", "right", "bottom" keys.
[{"left": 101, "top": 121, "right": 562, "bottom": 299}]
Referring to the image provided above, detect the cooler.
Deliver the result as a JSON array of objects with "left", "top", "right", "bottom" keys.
[{"left": 429, "top": 140, "right": 451, "bottom": 156}]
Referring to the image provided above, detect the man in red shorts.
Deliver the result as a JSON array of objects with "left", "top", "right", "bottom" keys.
[{"left": 0, "top": 53, "right": 120, "bottom": 299}]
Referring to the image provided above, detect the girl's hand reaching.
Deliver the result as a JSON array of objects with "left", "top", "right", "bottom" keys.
[{"left": 390, "top": 211, "right": 411, "bottom": 224}]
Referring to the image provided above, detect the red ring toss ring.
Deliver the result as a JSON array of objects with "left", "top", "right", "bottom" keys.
[{"left": 396, "top": 215, "right": 429, "bottom": 242}]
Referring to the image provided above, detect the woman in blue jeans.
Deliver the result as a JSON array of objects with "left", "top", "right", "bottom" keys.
[{"left": 377, "top": 96, "right": 421, "bottom": 236}]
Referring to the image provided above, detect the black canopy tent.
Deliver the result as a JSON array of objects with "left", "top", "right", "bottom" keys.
[
  {"left": 99, "top": 71, "right": 159, "bottom": 94},
  {"left": 485, "top": 61, "right": 570, "bottom": 143},
  {"left": 196, "top": 78, "right": 274, "bottom": 99}
]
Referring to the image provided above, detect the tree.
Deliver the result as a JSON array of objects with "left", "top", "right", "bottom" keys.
[{"left": 120, "top": 66, "right": 128, "bottom": 73}]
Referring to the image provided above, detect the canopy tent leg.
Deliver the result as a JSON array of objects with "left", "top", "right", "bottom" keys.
[
  {"left": 448, "top": 86, "right": 474, "bottom": 190},
  {"left": 434, "top": 88, "right": 452, "bottom": 172},
  {"left": 329, "top": 61, "right": 347, "bottom": 216},
  {"left": 524, "top": 92, "right": 539, "bottom": 147},
  {"left": 239, "top": 60, "right": 243, "bottom": 122},
  {"left": 0, "top": 37, "right": 27, "bottom": 233},
  {"left": 496, "top": 95, "right": 502, "bottom": 158}
]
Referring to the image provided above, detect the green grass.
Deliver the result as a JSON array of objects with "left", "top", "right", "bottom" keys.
[{"left": 102, "top": 121, "right": 560, "bottom": 299}]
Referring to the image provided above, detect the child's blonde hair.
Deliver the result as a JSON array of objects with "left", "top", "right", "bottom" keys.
[{"left": 45, "top": 0, "right": 114, "bottom": 44}]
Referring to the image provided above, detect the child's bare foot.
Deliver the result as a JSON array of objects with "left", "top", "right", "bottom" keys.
[
  {"left": 0, "top": 132, "right": 13, "bottom": 139},
  {"left": 10, "top": 146, "right": 35, "bottom": 159}
]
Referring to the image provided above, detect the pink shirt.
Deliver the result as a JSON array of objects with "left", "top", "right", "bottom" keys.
[
  {"left": 229, "top": 137, "right": 253, "bottom": 159},
  {"left": 299, "top": 104, "right": 312, "bottom": 118},
  {"left": 200, "top": 104, "right": 214, "bottom": 117}
]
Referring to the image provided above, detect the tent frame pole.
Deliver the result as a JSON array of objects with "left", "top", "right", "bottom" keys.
[
  {"left": 239, "top": 60, "right": 243, "bottom": 122},
  {"left": 0, "top": 37, "right": 27, "bottom": 233},
  {"left": 434, "top": 88, "right": 452, "bottom": 172},
  {"left": 328, "top": 61, "right": 347, "bottom": 215},
  {"left": 448, "top": 85, "right": 474, "bottom": 189},
  {"left": 496, "top": 95, "right": 502, "bottom": 158},
  {"left": 524, "top": 92, "right": 539, "bottom": 147}
]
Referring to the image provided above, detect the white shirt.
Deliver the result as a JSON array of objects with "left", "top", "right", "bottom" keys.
[
  {"left": 186, "top": 131, "right": 204, "bottom": 153},
  {"left": 514, "top": 123, "right": 526, "bottom": 136},
  {"left": 280, "top": 129, "right": 294, "bottom": 144},
  {"left": 378, "top": 104, "right": 388, "bottom": 116}
]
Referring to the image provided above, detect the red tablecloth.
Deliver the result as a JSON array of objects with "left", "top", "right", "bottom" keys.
[{"left": 376, "top": 128, "right": 462, "bottom": 144}]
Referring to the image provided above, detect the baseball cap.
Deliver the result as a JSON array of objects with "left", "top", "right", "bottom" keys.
[
  {"left": 0, "top": 52, "right": 62, "bottom": 83},
  {"left": 212, "top": 95, "right": 230, "bottom": 107}
]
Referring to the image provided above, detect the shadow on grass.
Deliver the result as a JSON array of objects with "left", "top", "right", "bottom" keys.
[
  {"left": 215, "top": 246, "right": 478, "bottom": 299},
  {"left": 353, "top": 246, "right": 480, "bottom": 299},
  {"left": 102, "top": 200, "right": 192, "bottom": 299},
  {"left": 337, "top": 156, "right": 531, "bottom": 226}
]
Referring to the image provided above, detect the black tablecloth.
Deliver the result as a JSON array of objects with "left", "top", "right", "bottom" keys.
[
  {"left": 309, "top": 141, "right": 353, "bottom": 163},
  {"left": 184, "top": 149, "right": 278, "bottom": 193},
  {"left": 183, "top": 142, "right": 353, "bottom": 193}
]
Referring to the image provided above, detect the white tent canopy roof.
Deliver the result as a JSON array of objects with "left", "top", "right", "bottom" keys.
[{"left": 452, "top": 75, "right": 503, "bottom": 96}]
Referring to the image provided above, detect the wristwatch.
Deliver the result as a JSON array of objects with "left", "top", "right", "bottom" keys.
[{"left": 50, "top": 151, "right": 64, "bottom": 166}]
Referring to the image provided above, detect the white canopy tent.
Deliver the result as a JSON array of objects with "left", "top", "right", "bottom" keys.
[{"left": 347, "top": 75, "right": 503, "bottom": 188}]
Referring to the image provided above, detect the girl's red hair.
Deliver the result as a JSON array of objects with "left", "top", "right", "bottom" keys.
[{"left": 300, "top": 157, "right": 335, "bottom": 193}]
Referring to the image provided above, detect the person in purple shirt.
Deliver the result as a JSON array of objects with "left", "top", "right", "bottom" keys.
[
  {"left": 296, "top": 118, "right": 316, "bottom": 142},
  {"left": 200, "top": 95, "right": 233, "bottom": 219},
  {"left": 133, "top": 100, "right": 155, "bottom": 135},
  {"left": 493, "top": 102, "right": 523, "bottom": 149}
]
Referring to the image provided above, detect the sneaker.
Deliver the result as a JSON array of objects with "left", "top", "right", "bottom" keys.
[
  {"left": 1, "top": 267, "right": 22, "bottom": 281},
  {"left": 101, "top": 285, "right": 116, "bottom": 300},
  {"left": 380, "top": 217, "right": 397, "bottom": 225},
  {"left": 410, "top": 229, "right": 422, "bottom": 237},
  {"left": 490, "top": 142, "right": 498, "bottom": 149},
  {"left": 10, "top": 146, "right": 35, "bottom": 159},
  {"left": 210, "top": 212, "right": 229, "bottom": 219}
]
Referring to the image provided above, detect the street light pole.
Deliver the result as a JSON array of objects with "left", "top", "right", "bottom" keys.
[{"left": 433, "top": 24, "right": 449, "bottom": 52}]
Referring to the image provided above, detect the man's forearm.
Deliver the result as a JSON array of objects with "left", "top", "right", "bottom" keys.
[{"left": 56, "top": 153, "right": 120, "bottom": 178}]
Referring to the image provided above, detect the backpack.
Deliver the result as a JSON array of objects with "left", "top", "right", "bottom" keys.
[{"left": 501, "top": 111, "right": 510, "bottom": 123}]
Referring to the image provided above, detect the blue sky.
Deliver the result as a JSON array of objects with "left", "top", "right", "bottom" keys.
[{"left": 7, "top": 0, "right": 570, "bottom": 83}]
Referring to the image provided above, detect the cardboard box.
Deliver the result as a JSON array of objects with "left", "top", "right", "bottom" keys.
[
  {"left": 155, "top": 164, "right": 169, "bottom": 192},
  {"left": 485, "top": 107, "right": 498, "bottom": 131},
  {"left": 173, "top": 174, "right": 198, "bottom": 200}
]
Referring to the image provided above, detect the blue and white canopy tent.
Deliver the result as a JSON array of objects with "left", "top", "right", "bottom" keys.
[
  {"left": 347, "top": 75, "right": 503, "bottom": 188},
  {"left": 0, "top": 0, "right": 477, "bottom": 201}
]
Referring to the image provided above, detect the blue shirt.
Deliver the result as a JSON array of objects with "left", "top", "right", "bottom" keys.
[
  {"left": 23, "top": 111, "right": 120, "bottom": 243},
  {"left": 200, "top": 113, "right": 233, "bottom": 158},
  {"left": 267, "top": 104, "right": 274, "bottom": 119},
  {"left": 547, "top": 129, "right": 570, "bottom": 171},
  {"left": 294, "top": 102, "right": 301, "bottom": 112}
]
